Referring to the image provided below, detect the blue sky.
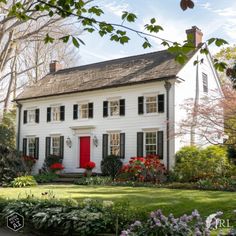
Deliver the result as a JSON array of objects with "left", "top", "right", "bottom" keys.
[{"left": 76, "top": 0, "right": 236, "bottom": 65}]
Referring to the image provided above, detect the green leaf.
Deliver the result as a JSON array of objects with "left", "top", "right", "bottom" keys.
[
  {"left": 142, "top": 41, "right": 151, "bottom": 49},
  {"left": 44, "top": 34, "right": 54, "bottom": 44},
  {"left": 72, "top": 37, "right": 80, "bottom": 48},
  {"left": 60, "top": 35, "right": 70, "bottom": 43},
  {"left": 215, "top": 38, "right": 228, "bottom": 47},
  {"left": 207, "top": 38, "right": 215, "bottom": 45},
  {"left": 150, "top": 18, "right": 156, "bottom": 24}
]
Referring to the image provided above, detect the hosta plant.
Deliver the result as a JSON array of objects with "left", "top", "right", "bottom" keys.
[{"left": 11, "top": 175, "right": 37, "bottom": 188}]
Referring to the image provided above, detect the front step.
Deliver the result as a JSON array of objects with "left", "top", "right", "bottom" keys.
[{"left": 53, "top": 173, "right": 84, "bottom": 183}]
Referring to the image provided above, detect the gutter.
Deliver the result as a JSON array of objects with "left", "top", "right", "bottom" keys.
[
  {"left": 15, "top": 101, "right": 22, "bottom": 153},
  {"left": 164, "top": 81, "right": 172, "bottom": 171}
]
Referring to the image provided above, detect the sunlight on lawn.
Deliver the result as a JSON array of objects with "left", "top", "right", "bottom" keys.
[{"left": 0, "top": 185, "right": 235, "bottom": 225}]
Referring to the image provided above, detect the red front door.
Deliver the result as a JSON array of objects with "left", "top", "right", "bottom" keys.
[{"left": 79, "top": 136, "right": 91, "bottom": 168}]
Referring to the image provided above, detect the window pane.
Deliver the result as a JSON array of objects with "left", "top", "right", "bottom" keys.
[
  {"left": 79, "top": 104, "right": 88, "bottom": 118},
  {"left": 52, "top": 137, "right": 60, "bottom": 156},
  {"left": 202, "top": 73, "right": 208, "bottom": 93},
  {"left": 145, "top": 132, "right": 157, "bottom": 155},
  {"left": 109, "top": 133, "right": 120, "bottom": 155},
  {"left": 110, "top": 101, "right": 119, "bottom": 116},
  {"left": 52, "top": 107, "right": 60, "bottom": 121},
  {"left": 146, "top": 96, "right": 157, "bottom": 113},
  {"left": 28, "top": 110, "right": 35, "bottom": 123},
  {"left": 28, "top": 138, "right": 35, "bottom": 157}
]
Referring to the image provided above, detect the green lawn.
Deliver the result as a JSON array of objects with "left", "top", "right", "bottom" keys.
[{"left": 0, "top": 185, "right": 235, "bottom": 225}]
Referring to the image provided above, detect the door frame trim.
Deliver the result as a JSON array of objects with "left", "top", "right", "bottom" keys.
[{"left": 76, "top": 134, "right": 93, "bottom": 168}]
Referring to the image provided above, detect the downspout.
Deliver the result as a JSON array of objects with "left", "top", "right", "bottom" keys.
[
  {"left": 190, "top": 56, "right": 200, "bottom": 145},
  {"left": 15, "top": 101, "right": 22, "bottom": 153},
  {"left": 164, "top": 81, "right": 172, "bottom": 171}
]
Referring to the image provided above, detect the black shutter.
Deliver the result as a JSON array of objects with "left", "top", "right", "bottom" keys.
[
  {"left": 60, "top": 106, "right": 65, "bottom": 121},
  {"left": 120, "top": 133, "right": 125, "bottom": 159},
  {"left": 47, "top": 107, "right": 51, "bottom": 122},
  {"left": 35, "top": 137, "right": 39, "bottom": 159},
  {"left": 158, "top": 94, "right": 165, "bottom": 113},
  {"left": 45, "top": 137, "right": 51, "bottom": 158},
  {"left": 103, "top": 101, "right": 108, "bottom": 117},
  {"left": 60, "top": 136, "right": 64, "bottom": 160},
  {"left": 23, "top": 138, "right": 27, "bottom": 156},
  {"left": 73, "top": 104, "right": 78, "bottom": 120},
  {"left": 137, "top": 132, "right": 144, "bottom": 156},
  {"left": 35, "top": 109, "right": 40, "bottom": 123},
  {"left": 138, "top": 97, "right": 144, "bottom": 114},
  {"left": 23, "top": 110, "right": 27, "bottom": 124},
  {"left": 102, "top": 134, "right": 108, "bottom": 159},
  {"left": 157, "top": 131, "right": 164, "bottom": 159},
  {"left": 119, "top": 99, "right": 125, "bottom": 116},
  {"left": 88, "top": 103, "right": 93, "bottom": 118}
]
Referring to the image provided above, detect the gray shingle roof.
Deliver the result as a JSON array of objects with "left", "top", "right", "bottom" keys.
[{"left": 16, "top": 50, "right": 192, "bottom": 101}]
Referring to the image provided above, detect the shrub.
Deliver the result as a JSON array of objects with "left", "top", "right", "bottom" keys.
[
  {"left": 119, "top": 155, "right": 166, "bottom": 183},
  {"left": 41, "top": 154, "right": 62, "bottom": 172},
  {"left": 34, "top": 172, "right": 58, "bottom": 183},
  {"left": 11, "top": 176, "right": 37, "bottom": 188},
  {"left": 101, "top": 155, "right": 123, "bottom": 180},
  {"left": 174, "top": 145, "right": 232, "bottom": 182},
  {"left": 75, "top": 176, "right": 112, "bottom": 185},
  {"left": 22, "top": 155, "right": 37, "bottom": 173},
  {"left": 0, "top": 146, "right": 26, "bottom": 186}
]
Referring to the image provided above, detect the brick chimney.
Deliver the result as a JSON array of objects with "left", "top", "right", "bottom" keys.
[
  {"left": 186, "top": 26, "right": 203, "bottom": 48},
  {"left": 49, "top": 60, "right": 62, "bottom": 73}
]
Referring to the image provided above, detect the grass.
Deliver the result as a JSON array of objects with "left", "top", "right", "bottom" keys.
[{"left": 0, "top": 185, "right": 236, "bottom": 224}]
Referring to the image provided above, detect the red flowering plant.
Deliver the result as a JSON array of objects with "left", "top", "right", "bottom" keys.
[
  {"left": 84, "top": 161, "right": 96, "bottom": 170},
  {"left": 50, "top": 163, "right": 64, "bottom": 172},
  {"left": 22, "top": 155, "right": 37, "bottom": 173},
  {"left": 120, "top": 155, "right": 166, "bottom": 183}
]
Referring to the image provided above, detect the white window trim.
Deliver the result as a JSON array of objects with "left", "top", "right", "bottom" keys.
[
  {"left": 27, "top": 109, "right": 36, "bottom": 124},
  {"left": 78, "top": 103, "right": 89, "bottom": 119},
  {"left": 144, "top": 130, "right": 157, "bottom": 156},
  {"left": 108, "top": 132, "right": 121, "bottom": 156},
  {"left": 51, "top": 106, "right": 61, "bottom": 122},
  {"left": 144, "top": 95, "right": 158, "bottom": 114},
  {"left": 51, "top": 136, "right": 60, "bottom": 156},
  {"left": 27, "top": 137, "right": 36, "bottom": 157}
]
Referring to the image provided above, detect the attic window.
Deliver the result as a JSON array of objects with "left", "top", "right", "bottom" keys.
[{"left": 202, "top": 73, "right": 208, "bottom": 93}]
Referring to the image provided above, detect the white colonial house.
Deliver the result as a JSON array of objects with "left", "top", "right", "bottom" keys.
[{"left": 15, "top": 26, "right": 223, "bottom": 173}]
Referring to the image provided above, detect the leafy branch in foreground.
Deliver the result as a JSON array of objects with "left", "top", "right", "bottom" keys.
[{"left": 3, "top": 0, "right": 229, "bottom": 70}]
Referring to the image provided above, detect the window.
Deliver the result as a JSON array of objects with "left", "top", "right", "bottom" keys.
[
  {"left": 145, "top": 132, "right": 157, "bottom": 155},
  {"left": 52, "top": 137, "right": 60, "bottom": 156},
  {"left": 28, "top": 110, "right": 35, "bottom": 123},
  {"left": 79, "top": 104, "right": 88, "bottom": 119},
  {"left": 52, "top": 107, "right": 60, "bottom": 121},
  {"left": 146, "top": 96, "right": 157, "bottom": 113},
  {"left": 28, "top": 138, "right": 35, "bottom": 156},
  {"left": 109, "top": 133, "right": 120, "bottom": 155},
  {"left": 110, "top": 100, "right": 119, "bottom": 116},
  {"left": 202, "top": 73, "right": 208, "bottom": 93}
]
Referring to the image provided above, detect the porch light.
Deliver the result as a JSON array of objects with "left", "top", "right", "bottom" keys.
[
  {"left": 93, "top": 135, "right": 98, "bottom": 147},
  {"left": 66, "top": 137, "right": 72, "bottom": 148}
]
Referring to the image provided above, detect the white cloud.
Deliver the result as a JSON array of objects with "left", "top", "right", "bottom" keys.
[
  {"left": 198, "top": 2, "right": 212, "bottom": 10},
  {"left": 214, "top": 7, "right": 236, "bottom": 17},
  {"left": 102, "top": 1, "right": 129, "bottom": 17}
]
